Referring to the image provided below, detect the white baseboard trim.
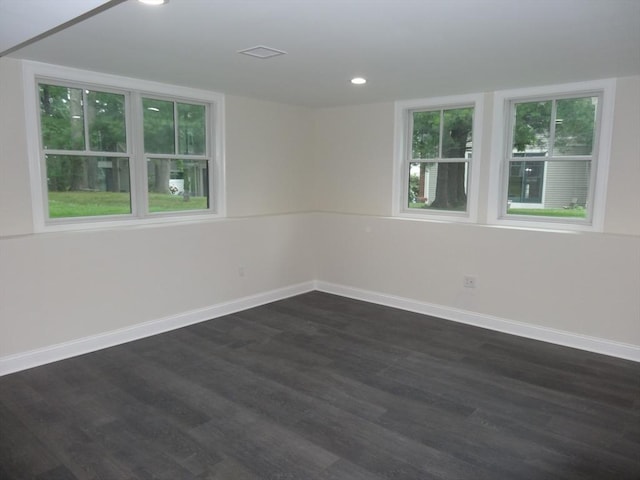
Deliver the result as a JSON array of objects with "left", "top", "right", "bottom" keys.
[
  {"left": 316, "top": 281, "right": 640, "bottom": 363},
  {"left": 3, "top": 279, "right": 637, "bottom": 376},
  {"left": 0, "top": 281, "right": 316, "bottom": 376}
]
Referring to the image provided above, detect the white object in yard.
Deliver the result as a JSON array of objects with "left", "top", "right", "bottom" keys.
[{"left": 169, "top": 179, "right": 184, "bottom": 195}]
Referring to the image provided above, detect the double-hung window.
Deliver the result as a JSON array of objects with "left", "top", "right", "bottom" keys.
[
  {"left": 142, "top": 97, "right": 210, "bottom": 213},
  {"left": 394, "top": 93, "right": 483, "bottom": 222},
  {"left": 25, "top": 62, "right": 224, "bottom": 231},
  {"left": 39, "top": 82, "right": 133, "bottom": 219},
  {"left": 490, "top": 80, "right": 615, "bottom": 231}
]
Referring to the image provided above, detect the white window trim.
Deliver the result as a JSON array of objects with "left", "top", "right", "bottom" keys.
[
  {"left": 393, "top": 93, "right": 484, "bottom": 223},
  {"left": 488, "top": 79, "right": 616, "bottom": 232},
  {"left": 22, "top": 60, "right": 226, "bottom": 233}
]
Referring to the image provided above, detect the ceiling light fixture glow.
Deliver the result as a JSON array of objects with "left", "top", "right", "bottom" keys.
[
  {"left": 351, "top": 77, "right": 367, "bottom": 85},
  {"left": 138, "top": 0, "right": 168, "bottom": 5}
]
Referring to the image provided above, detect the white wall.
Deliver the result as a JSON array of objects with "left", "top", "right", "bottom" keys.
[
  {"left": 226, "top": 95, "right": 314, "bottom": 217},
  {"left": 1, "top": 55, "right": 638, "bottom": 367},
  {"left": 311, "top": 78, "right": 640, "bottom": 347},
  {"left": 0, "top": 58, "right": 33, "bottom": 236},
  {"left": 311, "top": 102, "right": 395, "bottom": 215},
  {"left": 604, "top": 76, "right": 640, "bottom": 235},
  {"left": 314, "top": 213, "right": 640, "bottom": 346},
  {"left": 0, "top": 57, "right": 315, "bottom": 360},
  {"left": 0, "top": 215, "right": 315, "bottom": 357}
]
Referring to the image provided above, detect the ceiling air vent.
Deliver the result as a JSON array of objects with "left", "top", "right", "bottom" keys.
[{"left": 237, "top": 45, "right": 287, "bottom": 59}]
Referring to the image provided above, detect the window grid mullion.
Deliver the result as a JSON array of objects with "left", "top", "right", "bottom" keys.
[
  {"left": 173, "top": 101, "right": 179, "bottom": 156},
  {"left": 130, "top": 91, "right": 146, "bottom": 218},
  {"left": 502, "top": 101, "right": 516, "bottom": 218},
  {"left": 403, "top": 111, "right": 415, "bottom": 210},
  {"left": 145, "top": 153, "right": 208, "bottom": 160},
  {"left": 438, "top": 109, "right": 444, "bottom": 158},
  {"left": 549, "top": 99, "right": 558, "bottom": 157},
  {"left": 82, "top": 89, "right": 90, "bottom": 152},
  {"left": 42, "top": 149, "right": 128, "bottom": 158}
]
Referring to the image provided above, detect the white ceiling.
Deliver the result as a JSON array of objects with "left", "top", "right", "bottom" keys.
[
  {"left": 0, "top": 0, "right": 116, "bottom": 55},
  {"left": 4, "top": 0, "right": 640, "bottom": 107}
]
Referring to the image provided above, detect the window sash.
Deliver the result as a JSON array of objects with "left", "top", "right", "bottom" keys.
[
  {"left": 142, "top": 96, "right": 209, "bottom": 156},
  {"left": 38, "top": 81, "right": 131, "bottom": 155},
  {"left": 500, "top": 91, "right": 603, "bottom": 224},
  {"left": 406, "top": 161, "right": 471, "bottom": 212},
  {"left": 393, "top": 93, "right": 483, "bottom": 222},
  {"left": 506, "top": 93, "right": 601, "bottom": 159},
  {"left": 36, "top": 79, "right": 215, "bottom": 224},
  {"left": 403, "top": 104, "right": 474, "bottom": 214}
]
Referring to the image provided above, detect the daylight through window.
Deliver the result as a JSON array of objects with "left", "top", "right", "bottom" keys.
[
  {"left": 504, "top": 94, "right": 600, "bottom": 222},
  {"left": 36, "top": 79, "right": 217, "bottom": 224},
  {"left": 408, "top": 106, "right": 473, "bottom": 213}
]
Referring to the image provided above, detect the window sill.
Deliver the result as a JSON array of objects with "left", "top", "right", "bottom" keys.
[
  {"left": 488, "top": 216, "right": 599, "bottom": 233},
  {"left": 36, "top": 212, "right": 226, "bottom": 234},
  {"left": 395, "top": 209, "right": 476, "bottom": 224},
  {"left": 389, "top": 212, "right": 599, "bottom": 234}
]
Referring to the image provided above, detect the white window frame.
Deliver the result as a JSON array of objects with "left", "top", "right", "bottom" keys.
[
  {"left": 393, "top": 93, "right": 483, "bottom": 223},
  {"left": 23, "top": 61, "right": 225, "bottom": 232},
  {"left": 488, "top": 79, "right": 616, "bottom": 232}
]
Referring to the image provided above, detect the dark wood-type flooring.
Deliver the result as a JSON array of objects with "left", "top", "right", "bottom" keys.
[{"left": 1, "top": 292, "right": 639, "bottom": 479}]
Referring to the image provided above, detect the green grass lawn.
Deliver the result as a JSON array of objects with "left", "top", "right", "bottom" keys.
[
  {"left": 48, "top": 191, "right": 208, "bottom": 218},
  {"left": 507, "top": 207, "right": 586, "bottom": 218},
  {"left": 407, "top": 202, "right": 586, "bottom": 218}
]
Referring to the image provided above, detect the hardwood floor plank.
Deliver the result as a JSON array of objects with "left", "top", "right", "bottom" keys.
[
  {"left": 34, "top": 465, "right": 78, "bottom": 480},
  {"left": 1, "top": 292, "right": 638, "bottom": 479},
  {"left": 0, "top": 402, "right": 61, "bottom": 478}
]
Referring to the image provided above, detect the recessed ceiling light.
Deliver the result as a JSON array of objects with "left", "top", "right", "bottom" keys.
[
  {"left": 351, "top": 77, "right": 367, "bottom": 85},
  {"left": 138, "top": 0, "right": 168, "bottom": 5}
]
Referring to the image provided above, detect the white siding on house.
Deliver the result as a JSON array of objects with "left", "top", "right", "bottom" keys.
[
  {"left": 543, "top": 161, "right": 591, "bottom": 208},
  {"left": 425, "top": 164, "right": 438, "bottom": 205}
]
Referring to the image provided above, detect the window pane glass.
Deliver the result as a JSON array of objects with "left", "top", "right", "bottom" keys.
[
  {"left": 87, "top": 90, "right": 126, "bottom": 152},
  {"left": 143, "top": 98, "right": 175, "bottom": 154},
  {"left": 39, "top": 84, "right": 85, "bottom": 151},
  {"left": 553, "top": 96, "right": 598, "bottom": 156},
  {"left": 178, "top": 103, "right": 206, "bottom": 155},
  {"left": 412, "top": 111, "right": 440, "bottom": 159},
  {"left": 45, "top": 155, "right": 131, "bottom": 218},
  {"left": 408, "top": 162, "right": 468, "bottom": 211},
  {"left": 147, "top": 158, "right": 209, "bottom": 212},
  {"left": 442, "top": 107, "right": 473, "bottom": 158},
  {"left": 506, "top": 160, "right": 590, "bottom": 218},
  {"left": 508, "top": 161, "right": 545, "bottom": 204},
  {"left": 512, "top": 101, "right": 551, "bottom": 155}
]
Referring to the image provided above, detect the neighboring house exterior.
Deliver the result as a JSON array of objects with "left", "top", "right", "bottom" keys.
[
  {"left": 410, "top": 148, "right": 590, "bottom": 210},
  {"left": 509, "top": 145, "right": 591, "bottom": 209}
]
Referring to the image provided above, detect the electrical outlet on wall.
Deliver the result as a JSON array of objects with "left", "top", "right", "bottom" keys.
[{"left": 463, "top": 275, "right": 477, "bottom": 288}]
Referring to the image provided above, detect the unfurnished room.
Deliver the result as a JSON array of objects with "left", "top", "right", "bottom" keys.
[{"left": 0, "top": 0, "right": 639, "bottom": 478}]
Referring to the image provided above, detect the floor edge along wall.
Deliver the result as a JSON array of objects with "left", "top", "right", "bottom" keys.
[{"left": 2, "top": 280, "right": 638, "bottom": 376}]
